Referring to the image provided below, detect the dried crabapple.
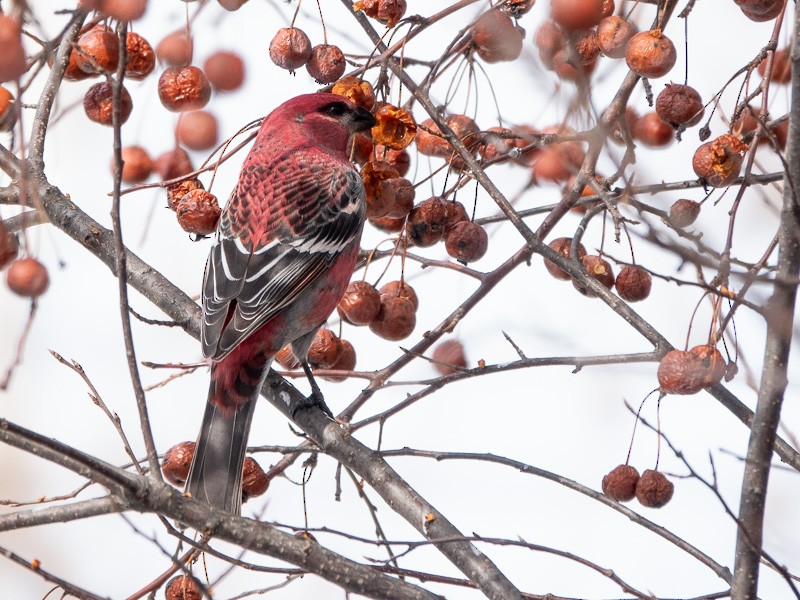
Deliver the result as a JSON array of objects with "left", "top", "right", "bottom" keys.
[
  {"left": 125, "top": 32, "right": 155, "bottom": 80},
  {"left": 445, "top": 200, "right": 470, "bottom": 230},
  {"left": 0, "top": 16, "right": 27, "bottom": 82},
  {"left": 83, "top": 81, "right": 133, "bottom": 126},
  {"left": 655, "top": 83, "right": 704, "bottom": 128},
  {"left": 668, "top": 199, "right": 701, "bottom": 228},
  {"left": 625, "top": 29, "right": 676, "bottom": 79},
  {"left": 445, "top": 221, "right": 488, "bottom": 263},
  {"left": 549, "top": 0, "right": 612, "bottom": 31},
  {"left": 354, "top": 0, "right": 407, "bottom": 28},
  {"left": 242, "top": 457, "right": 269, "bottom": 500},
  {"left": 544, "top": 237, "right": 586, "bottom": 281},
  {"left": 369, "top": 214, "right": 406, "bottom": 233},
  {"left": 176, "top": 110, "right": 219, "bottom": 151},
  {"left": 692, "top": 134, "right": 748, "bottom": 187},
  {"left": 369, "top": 295, "right": 416, "bottom": 341},
  {"left": 116, "top": 145, "right": 153, "bottom": 183},
  {"left": 161, "top": 441, "right": 195, "bottom": 485},
  {"left": 175, "top": 189, "right": 221, "bottom": 235},
  {"left": 635, "top": 469, "right": 674, "bottom": 508},
  {"left": 431, "top": 339, "right": 467, "bottom": 375},
  {"left": 269, "top": 27, "right": 312, "bottom": 71},
  {"left": 156, "top": 30, "right": 193, "bottom": 67},
  {"left": 218, "top": 0, "right": 249, "bottom": 9},
  {"left": 615, "top": 266, "right": 652, "bottom": 302},
  {"left": 415, "top": 115, "right": 481, "bottom": 159},
  {"left": 596, "top": 16, "right": 637, "bottom": 59},
  {"left": 689, "top": 344, "right": 726, "bottom": 387},
  {"left": 736, "top": 0, "right": 784, "bottom": 21},
  {"left": 349, "top": 132, "right": 373, "bottom": 165},
  {"left": 322, "top": 339, "right": 357, "bottom": 382},
  {"left": 96, "top": 0, "right": 147, "bottom": 21},
  {"left": 75, "top": 26, "right": 119, "bottom": 74},
  {"left": 633, "top": 111, "right": 673, "bottom": 147},
  {"left": 406, "top": 196, "right": 450, "bottom": 247},
  {"left": 758, "top": 47, "right": 791, "bottom": 84},
  {"left": 373, "top": 144, "right": 411, "bottom": 177},
  {"left": 573, "top": 255, "right": 615, "bottom": 296},
  {"left": 657, "top": 344, "right": 725, "bottom": 395},
  {"left": 306, "top": 44, "right": 346, "bottom": 84},
  {"left": 372, "top": 104, "right": 416, "bottom": 151},
  {"left": 61, "top": 47, "right": 93, "bottom": 81},
  {"left": 275, "top": 345, "right": 300, "bottom": 369},
  {"left": 602, "top": 464, "right": 640, "bottom": 502},
  {"left": 156, "top": 147, "right": 194, "bottom": 181},
  {"left": 307, "top": 328, "right": 342, "bottom": 370},
  {"left": 382, "top": 178, "right": 415, "bottom": 219},
  {"left": 165, "top": 575, "right": 201, "bottom": 600},
  {"left": 204, "top": 50, "right": 245, "bottom": 91},
  {"left": 732, "top": 104, "right": 762, "bottom": 136},
  {"left": 6, "top": 257, "right": 49, "bottom": 297},
  {"left": 472, "top": 10, "right": 524, "bottom": 64},
  {"left": 331, "top": 76, "right": 375, "bottom": 110},
  {"left": 158, "top": 65, "right": 211, "bottom": 112},
  {"left": 167, "top": 178, "right": 204, "bottom": 210},
  {"left": 379, "top": 280, "right": 419, "bottom": 310},
  {"left": 0, "top": 220, "right": 19, "bottom": 269},
  {"left": 503, "top": 0, "right": 535, "bottom": 17},
  {"left": 0, "top": 85, "right": 17, "bottom": 132},
  {"left": 361, "top": 160, "right": 400, "bottom": 219},
  {"left": 531, "top": 140, "right": 584, "bottom": 182},
  {"left": 535, "top": 19, "right": 564, "bottom": 69}
]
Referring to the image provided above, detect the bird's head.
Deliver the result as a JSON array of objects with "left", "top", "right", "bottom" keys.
[{"left": 259, "top": 93, "right": 376, "bottom": 158}]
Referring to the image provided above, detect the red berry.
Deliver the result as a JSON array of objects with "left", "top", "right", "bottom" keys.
[
  {"left": 574, "top": 255, "right": 615, "bottom": 296},
  {"left": 431, "top": 340, "right": 467, "bottom": 375},
  {"left": 655, "top": 84, "right": 704, "bottom": 128},
  {"left": 602, "top": 464, "right": 640, "bottom": 502},
  {"left": 369, "top": 295, "right": 416, "bottom": 341},
  {"left": 175, "top": 189, "right": 221, "bottom": 235},
  {"left": 338, "top": 280, "right": 381, "bottom": 326},
  {"left": 692, "top": 134, "right": 748, "bottom": 187},
  {"left": 125, "top": 32, "right": 156, "bottom": 80},
  {"left": 406, "top": 197, "right": 450, "bottom": 247},
  {"left": 155, "top": 148, "right": 194, "bottom": 181},
  {"left": 625, "top": 30, "right": 676, "bottom": 79},
  {"left": 615, "top": 266, "right": 652, "bottom": 302},
  {"left": 635, "top": 469, "right": 674, "bottom": 508},
  {"left": 161, "top": 441, "right": 195, "bottom": 486},
  {"left": 445, "top": 221, "right": 488, "bottom": 263},
  {"left": 322, "top": 339, "right": 357, "bottom": 382},
  {"left": 472, "top": 10, "right": 524, "bottom": 64},
  {"left": 176, "top": 110, "right": 219, "bottom": 151},
  {"left": 6, "top": 258, "right": 49, "bottom": 297},
  {"left": 158, "top": 66, "right": 211, "bottom": 112},
  {"left": 307, "top": 328, "right": 342, "bottom": 370},
  {"left": 669, "top": 199, "right": 701, "bottom": 228},
  {"left": 75, "top": 26, "right": 119, "bottom": 74},
  {"left": 156, "top": 30, "right": 193, "bottom": 67},
  {"left": 83, "top": 82, "right": 133, "bottom": 126},
  {"left": 544, "top": 237, "right": 586, "bottom": 281},
  {"left": 116, "top": 146, "right": 153, "bottom": 183},
  {"left": 203, "top": 50, "right": 245, "bottom": 92},
  {"left": 633, "top": 112, "right": 673, "bottom": 147},
  {"left": 306, "top": 44, "right": 346, "bottom": 84},
  {"left": 596, "top": 16, "right": 637, "bottom": 59},
  {"left": 269, "top": 28, "right": 312, "bottom": 71},
  {"left": 165, "top": 575, "right": 202, "bottom": 600},
  {"left": 242, "top": 457, "right": 269, "bottom": 500}
]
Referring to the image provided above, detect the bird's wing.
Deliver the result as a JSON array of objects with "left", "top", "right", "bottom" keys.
[{"left": 201, "top": 161, "right": 364, "bottom": 360}]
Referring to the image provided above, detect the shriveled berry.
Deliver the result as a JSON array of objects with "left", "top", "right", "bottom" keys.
[
  {"left": 61, "top": 47, "right": 93, "bottom": 81},
  {"left": 369, "top": 215, "right": 406, "bottom": 233},
  {"left": 531, "top": 126, "right": 585, "bottom": 182},
  {"left": 633, "top": 112, "right": 673, "bottom": 147},
  {"left": 503, "top": 0, "right": 535, "bottom": 17},
  {"left": 0, "top": 85, "right": 17, "bottom": 132},
  {"left": 175, "top": 189, "right": 221, "bottom": 235},
  {"left": 657, "top": 344, "right": 725, "bottom": 395},
  {"left": 165, "top": 575, "right": 201, "bottom": 600},
  {"left": 331, "top": 76, "right": 375, "bottom": 110},
  {"left": 544, "top": 237, "right": 586, "bottom": 281},
  {"left": 355, "top": 0, "right": 407, "bottom": 27},
  {"left": 635, "top": 469, "right": 674, "bottom": 508},
  {"left": 116, "top": 146, "right": 153, "bottom": 183},
  {"left": 269, "top": 28, "right": 312, "bottom": 71},
  {"left": 161, "top": 441, "right": 195, "bottom": 485},
  {"left": 158, "top": 66, "right": 211, "bottom": 112},
  {"left": 0, "top": 221, "right": 19, "bottom": 269},
  {"left": 550, "top": 0, "right": 611, "bottom": 31},
  {"left": 306, "top": 44, "right": 346, "bottom": 84},
  {"left": 6, "top": 257, "right": 49, "bottom": 297},
  {"left": 472, "top": 10, "right": 524, "bottom": 64},
  {"left": 156, "top": 30, "right": 193, "bottom": 67},
  {"left": 655, "top": 83, "right": 704, "bottom": 128},
  {"left": 369, "top": 295, "right": 416, "bottom": 341},
  {"left": 444, "top": 200, "right": 470, "bottom": 230},
  {"left": 406, "top": 196, "right": 449, "bottom": 247},
  {"left": 416, "top": 115, "right": 481, "bottom": 159},
  {"left": 204, "top": 50, "right": 245, "bottom": 92},
  {"left": 83, "top": 82, "right": 133, "bottom": 126},
  {"left": 431, "top": 339, "right": 467, "bottom": 375},
  {"left": 338, "top": 280, "right": 381, "bottom": 325},
  {"left": 307, "top": 328, "right": 342, "bottom": 370},
  {"left": 373, "top": 145, "right": 411, "bottom": 177},
  {"left": 596, "top": 16, "right": 637, "bottom": 59},
  {"left": 176, "top": 110, "right": 218, "bottom": 151},
  {"left": 167, "top": 178, "right": 203, "bottom": 210},
  {"left": 602, "top": 464, "right": 640, "bottom": 502},
  {"left": 689, "top": 344, "right": 726, "bottom": 388},
  {"left": 242, "top": 457, "right": 269, "bottom": 500},
  {"left": 322, "top": 339, "right": 357, "bottom": 382},
  {"left": 625, "top": 29, "right": 676, "bottom": 79},
  {"left": 76, "top": 26, "right": 119, "bottom": 74},
  {"left": 218, "top": 0, "right": 249, "bottom": 9},
  {"left": 692, "top": 134, "right": 748, "bottom": 187},
  {"left": 275, "top": 345, "right": 300, "bottom": 369},
  {"left": 574, "top": 255, "right": 615, "bottom": 295},
  {"left": 736, "top": 0, "right": 784, "bottom": 21},
  {"left": 379, "top": 280, "right": 419, "bottom": 310},
  {"left": 361, "top": 161, "right": 401, "bottom": 219},
  {"left": 0, "top": 16, "right": 27, "bottom": 82},
  {"left": 615, "top": 266, "right": 652, "bottom": 302},
  {"left": 155, "top": 148, "right": 193, "bottom": 181},
  {"left": 445, "top": 221, "right": 488, "bottom": 263},
  {"left": 125, "top": 32, "right": 155, "bottom": 80},
  {"left": 669, "top": 199, "right": 701, "bottom": 228},
  {"left": 382, "top": 178, "right": 415, "bottom": 219},
  {"left": 372, "top": 104, "right": 416, "bottom": 151}
]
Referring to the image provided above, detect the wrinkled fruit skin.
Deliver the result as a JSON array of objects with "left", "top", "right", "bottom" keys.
[
  {"left": 574, "top": 255, "right": 615, "bottom": 296},
  {"left": 625, "top": 30, "right": 676, "bottom": 79},
  {"left": 306, "top": 44, "right": 346, "bottom": 84},
  {"left": 596, "top": 16, "right": 637, "bottom": 59},
  {"left": 369, "top": 295, "right": 416, "bottom": 341},
  {"left": 615, "top": 266, "right": 652, "bottom": 302},
  {"left": 602, "top": 464, "right": 640, "bottom": 502},
  {"left": 445, "top": 221, "right": 488, "bottom": 263},
  {"left": 165, "top": 575, "right": 202, "bottom": 600},
  {"left": 175, "top": 189, "right": 221, "bottom": 235},
  {"left": 83, "top": 82, "right": 133, "bottom": 126},
  {"left": 322, "top": 339, "right": 357, "bottom": 382},
  {"left": 125, "top": 32, "right": 156, "bottom": 80},
  {"left": 406, "top": 197, "right": 449, "bottom": 247},
  {"left": 692, "top": 134, "right": 748, "bottom": 187},
  {"left": 655, "top": 83, "right": 704, "bottom": 128},
  {"left": 242, "top": 457, "right": 269, "bottom": 500},
  {"left": 544, "top": 237, "right": 586, "bottom": 281},
  {"left": 158, "top": 66, "right": 211, "bottom": 112},
  {"left": 669, "top": 199, "right": 701, "bottom": 228},
  {"left": 307, "top": 328, "right": 342, "bottom": 370},
  {"left": 161, "top": 441, "right": 196, "bottom": 485},
  {"left": 338, "top": 280, "right": 381, "bottom": 325},
  {"left": 269, "top": 27, "right": 312, "bottom": 71},
  {"left": 657, "top": 345, "right": 726, "bottom": 394},
  {"left": 635, "top": 469, "right": 674, "bottom": 508}
]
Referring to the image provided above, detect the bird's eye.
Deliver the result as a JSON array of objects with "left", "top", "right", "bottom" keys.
[{"left": 321, "top": 102, "right": 348, "bottom": 117}]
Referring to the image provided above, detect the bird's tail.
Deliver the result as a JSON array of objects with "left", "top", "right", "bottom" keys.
[{"left": 185, "top": 356, "right": 271, "bottom": 515}]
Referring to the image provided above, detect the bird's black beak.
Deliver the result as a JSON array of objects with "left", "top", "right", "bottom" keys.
[{"left": 346, "top": 105, "right": 376, "bottom": 133}]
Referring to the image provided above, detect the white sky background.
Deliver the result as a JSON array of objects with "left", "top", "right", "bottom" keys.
[{"left": 1, "top": 0, "right": 799, "bottom": 598}]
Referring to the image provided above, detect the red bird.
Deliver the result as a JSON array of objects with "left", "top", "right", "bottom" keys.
[{"left": 186, "top": 93, "right": 375, "bottom": 514}]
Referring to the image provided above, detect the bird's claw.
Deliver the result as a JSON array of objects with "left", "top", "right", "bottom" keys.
[{"left": 291, "top": 388, "right": 334, "bottom": 420}]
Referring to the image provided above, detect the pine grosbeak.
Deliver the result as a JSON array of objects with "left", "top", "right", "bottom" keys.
[{"left": 186, "top": 93, "right": 375, "bottom": 514}]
